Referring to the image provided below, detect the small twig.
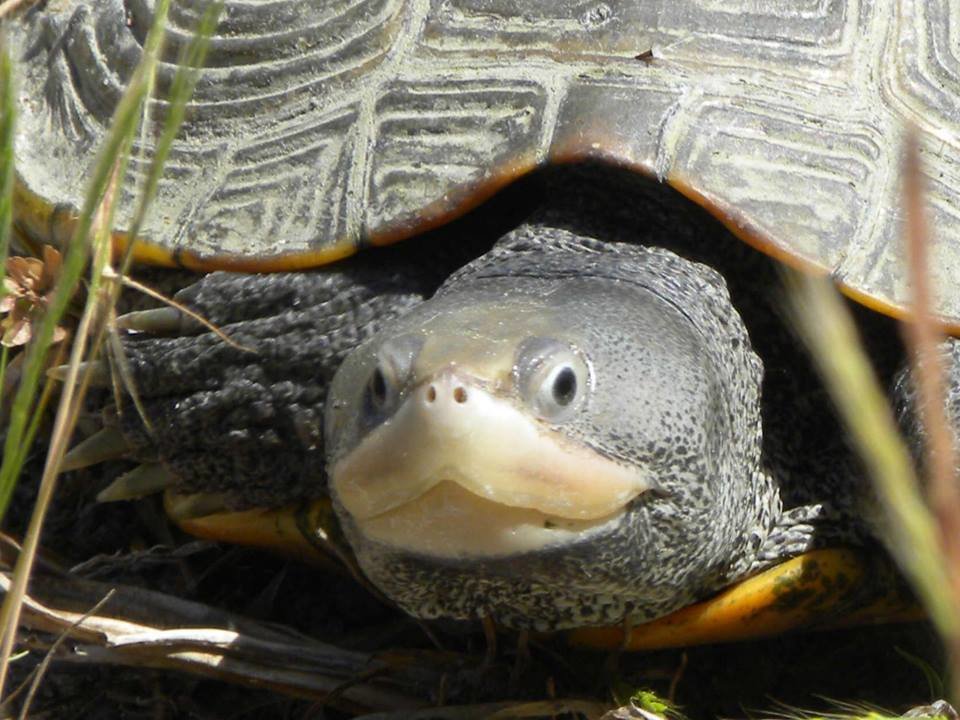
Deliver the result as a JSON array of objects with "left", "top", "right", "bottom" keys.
[
  {"left": 305, "top": 666, "right": 391, "bottom": 718},
  {"left": 1, "top": 568, "right": 468, "bottom": 709}
]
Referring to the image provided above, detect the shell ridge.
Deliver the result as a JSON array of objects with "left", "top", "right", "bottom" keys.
[{"left": 352, "top": 0, "right": 431, "bottom": 243}]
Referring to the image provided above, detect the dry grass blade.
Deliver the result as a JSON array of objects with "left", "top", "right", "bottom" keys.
[
  {"left": 0, "top": 0, "right": 172, "bottom": 520},
  {"left": 0, "top": 159, "right": 124, "bottom": 700},
  {"left": 104, "top": 315, "right": 153, "bottom": 433},
  {"left": 99, "top": 2, "right": 237, "bottom": 428},
  {"left": 122, "top": 0, "right": 223, "bottom": 256},
  {"left": 901, "top": 128, "right": 960, "bottom": 699},
  {"left": 0, "top": 0, "right": 226, "bottom": 704},
  {"left": 787, "top": 274, "right": 956, "bottom": 639},
  {"left": 6, "top": 343, "right": 65, "bottom": 479},
  {"left": 109, "top": 270, "right": 253, "bottom": 352},
  {"left": 0, "top": 29, "right": 15, "bottom": 412},
  {"left": 789, "top": 127, "right": 960, "bottom": 703}
]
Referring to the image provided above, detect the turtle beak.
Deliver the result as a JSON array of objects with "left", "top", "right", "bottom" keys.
[{"left": 330, "top": 368, "right": 651, "bottom": 558}]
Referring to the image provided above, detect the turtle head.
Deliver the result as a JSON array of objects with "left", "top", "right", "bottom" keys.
[{"left": 326, "top": 227, "right": 772, "bottom": 630}]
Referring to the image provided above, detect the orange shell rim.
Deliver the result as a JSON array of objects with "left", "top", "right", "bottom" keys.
[{"left": 14, "top": 157, "right": 960, "bottom": 335}]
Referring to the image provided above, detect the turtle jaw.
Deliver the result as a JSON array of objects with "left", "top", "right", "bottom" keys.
[
  {"left": 356, "top": 480, "right": 621, "bottom": 558},
  {"left": 330, "top": 370, "right": 651, "bottom": 559}
]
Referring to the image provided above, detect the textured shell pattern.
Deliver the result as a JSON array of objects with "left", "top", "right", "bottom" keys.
[{"left": 10, "top": 0, "right": 960, "bottom": 321}]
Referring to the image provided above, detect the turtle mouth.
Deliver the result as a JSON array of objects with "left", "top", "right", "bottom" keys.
[
  {"left": 331, "top": 371, "right": 650, "bottom": 558},
  {"left": 356, "top": 479, "right": 622, "bottom": 558}
]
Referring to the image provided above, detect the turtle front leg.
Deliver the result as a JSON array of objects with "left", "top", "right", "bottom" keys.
[{"left": 67, "top": 259, "right": 433, "bottom": 523}]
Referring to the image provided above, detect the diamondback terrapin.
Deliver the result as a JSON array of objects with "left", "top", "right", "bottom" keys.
[{"left": 9, "top": 0, "right": 960, "bottom": 642}]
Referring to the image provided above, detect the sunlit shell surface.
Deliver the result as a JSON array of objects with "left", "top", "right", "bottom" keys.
[{"left": 11, "top": 0, "right": 960, "bottom": 320}]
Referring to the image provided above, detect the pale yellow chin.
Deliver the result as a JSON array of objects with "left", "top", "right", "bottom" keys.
[{"left": 357, "top": 480, "right": 622, "bottom": 558}]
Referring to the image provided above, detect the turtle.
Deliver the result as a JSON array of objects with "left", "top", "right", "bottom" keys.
[{"left": 8, "top": 0, "right": 960, "bottom": 644}]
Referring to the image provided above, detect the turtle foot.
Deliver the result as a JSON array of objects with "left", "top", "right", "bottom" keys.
[
  {"left": 567, "top": 549, "right": 923, "bottom": 651},
  {"left": 169, "top": 495, "right": 367, "bottom": 579}
]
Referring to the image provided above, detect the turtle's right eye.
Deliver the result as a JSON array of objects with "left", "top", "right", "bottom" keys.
[
  {"left": 363, "top": 335, "right": 423, "bottom": 418},
  {"left": 367, "top": 366, "right": 391, "bottom": 411}
]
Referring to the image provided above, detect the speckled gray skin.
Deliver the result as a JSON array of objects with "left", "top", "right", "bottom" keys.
[{"left": 326, "top": 227, "right": 783, "bottom": 629}]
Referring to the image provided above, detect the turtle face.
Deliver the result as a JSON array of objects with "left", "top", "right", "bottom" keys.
[
  {"left": 325, "top": 230, "right": 769, "bottom": 629},
  {"left": 328, "top": 285, "right": 662, "bottom": 558}
]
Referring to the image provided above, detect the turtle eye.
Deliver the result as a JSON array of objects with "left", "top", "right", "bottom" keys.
[
  {"left": 364, "top": 334, "right": 423, "bottom": 417},
  {"left": 514, "top": 338, "right": 591, "bottom": 423},
  {"left": 367, "top": 366, "right": 391, "bottom": 411}
]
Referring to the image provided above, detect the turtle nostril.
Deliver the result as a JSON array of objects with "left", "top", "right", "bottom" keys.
[
  {"left": 453, "top": 386, "right": 468, "bottom": 404},
  {"left": 426, "top": 385, "right": 437, "bottom": 403}
]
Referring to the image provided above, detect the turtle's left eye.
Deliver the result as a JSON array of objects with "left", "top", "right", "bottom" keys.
[{"left": 514, "top": 338, "right": 592, "bottom": 423}]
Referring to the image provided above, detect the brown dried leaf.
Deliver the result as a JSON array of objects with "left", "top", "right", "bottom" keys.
[
  {"left": 6, "top": 256, "right": 42, "bottom": 290},
  {"left": 0, "top": 247, "right": 68, "bottom": 347}
]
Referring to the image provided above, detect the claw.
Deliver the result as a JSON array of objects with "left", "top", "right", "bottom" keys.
[
  {"left": 164, "top": 491, "right": 230, "bottom": 522},
  {"left": 97, "top": 463, "right": 174, "bottom": 502},
  {"left": 47, "top": 361, "right": 109, "bottom": 386},
  {"left": 61, "top": 426, "right": 131, "bottom": 471},
  {"left": 116, "top": 307, "right": 182, "bottom": 334}
]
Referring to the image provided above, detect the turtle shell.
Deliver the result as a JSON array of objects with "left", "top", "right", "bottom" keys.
[{"left": 10, "top": 0, "right": 960, "bottom": 323}]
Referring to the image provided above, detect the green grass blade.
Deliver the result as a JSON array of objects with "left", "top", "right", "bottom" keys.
[
  {"left": 0, "top": 0, "right": 180, "bottom": 702},
  {"left": 0, "top": 346, "right": 8, "bottom": 404},
  {"left": 0, "top": 0, "right": 172, "bottom": 522},
  {"left": 0, "top": 28, "right": 15, "bottom": 345}
]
